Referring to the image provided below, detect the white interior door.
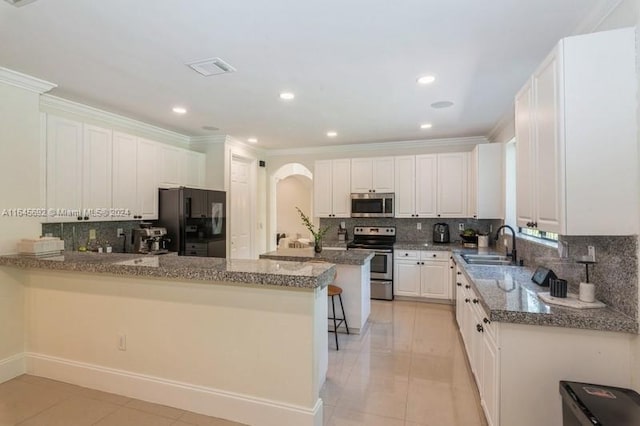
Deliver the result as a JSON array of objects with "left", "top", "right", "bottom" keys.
[{"left": 230, "top": 156, "right": 252, "bottom": 259}]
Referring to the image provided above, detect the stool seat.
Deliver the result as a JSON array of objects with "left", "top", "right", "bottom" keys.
[{"left": 328, "top": 284, "right": 342, "bottom": 296}]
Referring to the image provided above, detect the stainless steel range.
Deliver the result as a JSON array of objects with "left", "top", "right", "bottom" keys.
[{"left": 347, "top": 226, "right": 395, "bottom": 301}]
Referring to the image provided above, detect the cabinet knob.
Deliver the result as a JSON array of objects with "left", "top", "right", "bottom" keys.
[
  {"left": 77, "top": 217, "right": 82, "bottom": 221},
  {"left": 457, "top": 272, "right": 461, "bottom": 275},
  {"left": 483, "top": 318, "right": 491, "bottom": 324},
  {"left": 416, "top": 214, "right": 419, "bottom": 217},
  {"left": 465, "top": 285, "right": 470, "bottom": 289},
  {"left": 456, "top": 282, "right": 462, "bottom": 287},
  {"left": 450, "top": 266, "right": 453, "bottom": 269},
  {"left": 437, "top": 214, "right": 441, "bottom": 217},
  {"left": 416, "top": 262, "right": 420, "bottom": 265},
  {"left": 476, "top": 324, "right": 484, "bottom": 333},
  {"left": 405, "top": 253, "right": 408, "bottom": 256},
  {"left": 533, "top": 222, "right": 538, "bottom": 228},
  {"left": 84, "top": 216, "right": 89, "bottom": 221},
  {"left": 465, "top": 298, "right": 470, "bottom": 303},
  {"left": 432, "top": 254, "right": 436, "bottom": 258},
  {"left": 472, "top": 298, "right": 479, "bottom": 304}
]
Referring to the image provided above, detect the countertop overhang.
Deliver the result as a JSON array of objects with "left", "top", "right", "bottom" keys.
[
  {"left": 260, "top": 248, "right": 374, "bottom": 265},
  {"left": 0, "top": 252, "right": 336, "bottom": 289}
]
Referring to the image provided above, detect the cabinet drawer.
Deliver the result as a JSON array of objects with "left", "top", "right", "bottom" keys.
[
  {"left": 395, "top": 250, "right": 420, "bottom": 260},
  {"left": 421, "top": 251, "right": 450, "bottom": 261}
]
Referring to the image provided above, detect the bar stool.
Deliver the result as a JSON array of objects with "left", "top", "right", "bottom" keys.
[{"left": 328, "top": 284, "right": 349, "bottom": 350}]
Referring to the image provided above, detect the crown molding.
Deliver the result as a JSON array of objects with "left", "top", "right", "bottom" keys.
[
  {"left": 0, "top": 67, "right": 56, "bottom": 94},
  {"left": 190, "top": 135, "right": 228, "bottom": 146},
  {"left": 265, "top": 136, "right": 487, "bottom": 157},
  {"left": 572, "top": 0, "right": 624, "bottom": 35},
  {"left": 487, "top": 109, "right": 515, "bottom": 143},
  {"left": 40, "top": 94, "right": 191, "bottom": 146},
  {"left": 226, "top": 136, "right": 268, "bottom": 156}
]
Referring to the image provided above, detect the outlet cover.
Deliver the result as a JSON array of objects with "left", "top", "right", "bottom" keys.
[
  {"left": 458, "top": 223, "right": 465, "bottom": 231},
  {"left": 89, "top": 229, "right": 96, "bottom": 240},
  {"left": 417, "top": 223, "right": 422, "bottom": 230}
]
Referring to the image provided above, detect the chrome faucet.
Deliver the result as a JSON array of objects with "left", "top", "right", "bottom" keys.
[{"left": 495, "top": 225, "right": 517, "bottom": 265}]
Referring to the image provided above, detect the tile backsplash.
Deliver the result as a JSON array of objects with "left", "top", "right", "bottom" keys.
[
  {"left": 319, "top": 217, "right": 503, "bottom": 243},
  {"left": 517, "top": 235, "right": 638, "bottom": 320},
  {"left": 42, "top": 221, "right": 143, "bottom": 253}
]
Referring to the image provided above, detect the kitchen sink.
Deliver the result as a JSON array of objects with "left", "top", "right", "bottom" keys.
[{"left": 462, "top": 254, "right": 514, "bottom": 266}]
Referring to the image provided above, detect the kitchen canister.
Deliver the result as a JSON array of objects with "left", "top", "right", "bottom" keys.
[
  {"left": 549, "top": 278, "right": 568, "bottom": 298},
  {"left": 579, "top": 282, "right": 596, "bottom": 302}
]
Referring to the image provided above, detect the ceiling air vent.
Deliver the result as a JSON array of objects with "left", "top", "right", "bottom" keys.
[
  {"left": 186, "top": 58, "right": 236, "bottom": 77},
  {"left": 4, "top": 0, "right": 39, "bottom": 6}
]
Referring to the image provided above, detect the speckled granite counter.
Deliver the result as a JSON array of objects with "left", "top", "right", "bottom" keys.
[
  {"left": 452, "top": 253, "right": 637, "bottom": 333},
  {"left": 259, "top": 248, "right": 373, "bottom": 265},
  {"left": 0, "top": 252, "right": 336, "bottom": 289}
]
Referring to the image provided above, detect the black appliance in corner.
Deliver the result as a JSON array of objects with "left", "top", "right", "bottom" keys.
[
  {"left": 157, "top": 187, "right": 226, "bottom": 257},
  {"left": 433, "top": 223, "right": 450, "bottom": 244}
]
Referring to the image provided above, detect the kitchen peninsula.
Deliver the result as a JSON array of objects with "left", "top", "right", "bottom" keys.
[
  {"left": 260, "top": 248, "right": 374, "bottom": 333},
  {"left": 0, "top": 253, "right": 334, "bottom": 426}
]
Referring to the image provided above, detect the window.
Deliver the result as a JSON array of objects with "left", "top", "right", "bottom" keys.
[{"left": 519, "top": 227, "right": 558, "bottom": 242}]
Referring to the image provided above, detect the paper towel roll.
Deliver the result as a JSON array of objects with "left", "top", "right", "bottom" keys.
[{"left": 579, "top": 282, "right": 595, "bottom": 303}]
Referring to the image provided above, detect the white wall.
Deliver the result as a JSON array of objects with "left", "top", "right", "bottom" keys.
[
  {"left": 0, "top": 81, "right": 42, "bottom": 371},
  {"left": 277, "top": 175, "right": 312, "bottom": 240}
]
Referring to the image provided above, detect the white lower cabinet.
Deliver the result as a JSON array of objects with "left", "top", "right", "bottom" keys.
[
  {"left": 394, "top": 250, "right": 451, "bottom": 299},
  {"left": 456, "top": 265, "right": 499, "bottom": 426}
]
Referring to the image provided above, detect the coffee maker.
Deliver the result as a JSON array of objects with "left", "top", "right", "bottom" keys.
[
  {"left": 132, "top": 226, "right": 170, "bottom": 254},
  {"left": 433, "top": 223, "right": 450, "bottom": 244}
]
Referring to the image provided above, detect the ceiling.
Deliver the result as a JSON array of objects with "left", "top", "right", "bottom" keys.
[{"left": 0, "top": 0, "right": 605, "bottom": 149}]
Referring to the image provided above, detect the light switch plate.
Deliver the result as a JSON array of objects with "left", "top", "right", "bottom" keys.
[
  {"left": 458, "top": 223, "right": 465, "bottom": 231},
  {"left": 89, "top": 229, "right": 96, "bottom": 240}
]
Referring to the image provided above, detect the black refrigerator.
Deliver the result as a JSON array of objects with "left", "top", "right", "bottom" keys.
[{"left": 158, "top": 187, "right": 226, "bottom": 258}]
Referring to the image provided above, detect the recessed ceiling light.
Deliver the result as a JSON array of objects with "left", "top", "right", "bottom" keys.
[
  {"left": 279, "top": 92, "right": 295, "bottom": 100},
  {"left": 420, "top": 123, "right": 433, "bottom": 129},
  {"left": 247, "top": 138, "right": 258, "bottom": 144},
  {"left": 172, "top": 106, "right": 187, "bottom": 114},
  {"left": 417, "top": 75, "right": 436, "bottom": 85},
  {"left": 431, "top": 101, "right": 454, "bottom": 109},
  {"left": 326, "top": 131, "right": 338, "bottom": 137}
]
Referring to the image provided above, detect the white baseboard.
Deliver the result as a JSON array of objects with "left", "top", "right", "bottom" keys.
[
  {"left": 26, "top": 353, "right": 322, "bottom": 426},
  {"left": 0, "top": 352, "right": 25, "bottom": 383}
]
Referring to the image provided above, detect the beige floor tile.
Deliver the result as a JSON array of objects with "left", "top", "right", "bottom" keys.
[
  {"left": 0, "top": 379, "right": 68, "bottom": 425},
  {"left": 323, "top": 404, "right": 335, "bottom": 426},
  {"left": 327, "top": 407, "right": 405, "bottom": 426},
  {"left": 16, "top": 375, "right": 83, "bottom": 395},
  {"left": 73, "top": 387, "right": 132, "bottom": 406},
  {"left": 178, "top": 410, "right": 246, "bottom": 425},
  {"left": 125, "top": 399, "right": 185, "bottom": 419},
  {"left": 337, "top": 376, "right": 409, "bottom": 420},
  {"left": 349, "top": 352, "right": 411, "bottom": 380},
  {"left": 320, "top": 377, "right": 346, "bottom": 406},
  {"left": 94, "top": 407, "right": 174, "bottom": 426},
  {"left": 18, "top": 395, "right": 118, "bottom": 426}
]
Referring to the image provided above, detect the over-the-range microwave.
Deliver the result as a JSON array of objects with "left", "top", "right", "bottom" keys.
[{"left": 350, "top": 193, "right": 394, "bottom": 218}]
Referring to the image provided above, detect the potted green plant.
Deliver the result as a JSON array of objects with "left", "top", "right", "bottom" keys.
[{"left": 296, "top": 207, "right": 330, "bottom": 253}]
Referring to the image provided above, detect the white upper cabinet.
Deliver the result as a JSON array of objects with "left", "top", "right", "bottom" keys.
[
  {"left": 515, "top": 27, "right": 638, "bottom": 235},
  {"left": 394, "top": 156, "right": 416, "bottom": 217},
  {"left": 46, "top": 116, "right": 83, "bottom": 222},
  {"left": 112, "top": 131, "right": 138, "bottom": 218},
  {"left": 468, "top": 144, "right": 504, "bottom": 219},
  {"left": 136, "top": 138, "right": 159, "bottom": 220},
  {"left": 350, "top": 157, "right": 394, "bottom": 193},
  {"left": 181, "top": 150, "right": 206, "bottom": 188},
  {"left": 82, "top": 125, "right": 112, "bottom": 221},
  {"left": 314, "top": 159, "right": 351, "bottom": 218},
  {"left": 437, "top": 153, "right": 467, "bottom": 218},
  {"left": 415, "top": 154, "right": 437, "bottom": 217},
  {"left": 158, "top": 145, "right": 182, "bottom": 187}
]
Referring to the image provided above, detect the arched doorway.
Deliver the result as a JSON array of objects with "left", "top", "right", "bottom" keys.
[{"left": 269, "top": 163, "right": 313, "bottom": 251}]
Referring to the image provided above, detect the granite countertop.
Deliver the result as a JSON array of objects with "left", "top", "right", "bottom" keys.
[
  {"left": 260, "top": 248, "right": 373, "bottom": 265},
  {"left": 0, "top": 252, "right": 336, "bottom": 289},
  {"left": 452, "top": 253, "right": 637, "bottom": 334}
]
